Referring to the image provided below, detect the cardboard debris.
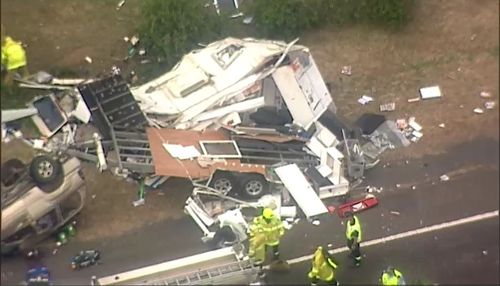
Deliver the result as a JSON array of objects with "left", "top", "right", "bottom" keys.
[
  {"left": 484, "top": 101, "right": 495, "bottom": 109},
  {"left": 473, "top": 108, "right": 484, "bottom": 114},
  {"left": 420, "top": 86, "right": 442, "bottom": 99},
  {"left": 358, "top": 95, "right": 374, "bottom": 105},
  {"left": 341, "top": 66, "right": 352, "bottom": 76},
  {"left": 380, "top": 102, "right": 395, "bottom": 112}
]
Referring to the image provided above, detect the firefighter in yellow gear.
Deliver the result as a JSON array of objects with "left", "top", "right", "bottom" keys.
[
  {"left": 248, "top": 207, "right": 285, "bottom": 260},
  {"left": 248, "top": 232, "right": 267, "bottom": 278},
  {"left": 308, "top": 246, "right": 339, "bottom": 286},
  {"left": 381, "top": 267, "right": 406, "bottom": 285},
  {"left": 345, "top": 214, "right": 362, "bottom": 267},
  {"left": 1, "top": 34, "right": 29, "bottom": 85}
]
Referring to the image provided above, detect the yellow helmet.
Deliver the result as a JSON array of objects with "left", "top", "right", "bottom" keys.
[{"left": 262, "top": 208, "right": 274, "bottom": 219}]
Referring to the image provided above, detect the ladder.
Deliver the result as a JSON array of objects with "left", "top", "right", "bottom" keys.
[{"left": 147, "top": 259, "right": 257, "bottom": 285}]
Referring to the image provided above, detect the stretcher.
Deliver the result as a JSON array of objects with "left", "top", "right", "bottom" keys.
[{"left": 328, "top": 196, "right": 379, "bottom": 218}]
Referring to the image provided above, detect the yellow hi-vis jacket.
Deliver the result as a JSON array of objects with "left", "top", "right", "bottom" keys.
[
  {"left": 248, "top": 232, "right": 266, "bottom": 265},
  {"left": 1, "top": 36, "right": 27, "bottom": 70},
  {"left": 307, "top": 248, "right": 337, "bottom": 282},
  {"left": 249, "top": 215, "right": 284, "bottom": 246},
  {"left": 346, "top": 215, "right": 362, "bottom": 242},
  {"left": 382, "top": 269, "right": 405, "bottom": 285}
]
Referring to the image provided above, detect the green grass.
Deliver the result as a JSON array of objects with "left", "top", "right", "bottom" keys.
[{"left": 408, "top": 53, "right": 457, "bottom": 71}]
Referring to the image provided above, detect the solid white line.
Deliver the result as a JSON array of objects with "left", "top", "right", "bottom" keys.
[{"left": 280, "top": 210, "right": 499, "bottom": 266}]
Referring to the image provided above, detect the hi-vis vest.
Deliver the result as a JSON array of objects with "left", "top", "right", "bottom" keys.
[
  {"left": 1, "top": 37, "right": 27, "bottom": 70},
  {"left": 308, "top": 249, "right": 337, "bottom": 282},
  {"left": 249, "top": 215, "right": 284, "bottom": 246},
  {"left": 382, "top": 269, "right": 405, "bottom": 286},
  {"left": 346, "top": 215, "right": 362, "bottom": 242}
]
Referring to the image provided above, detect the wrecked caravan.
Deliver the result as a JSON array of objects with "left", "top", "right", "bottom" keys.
[{"left": 64, "top": 37, "right": 369, "bottom": 246}]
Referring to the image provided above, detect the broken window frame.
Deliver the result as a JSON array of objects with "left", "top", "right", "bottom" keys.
[{"left": 199, "top": 140, "right": 242, "bottom": 158}]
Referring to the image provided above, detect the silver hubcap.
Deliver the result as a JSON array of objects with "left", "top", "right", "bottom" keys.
[
  {"left": 38, "top": 161, "right": 54, "bottom": 178},
  {"left": 245, "top": 180, "right": 263, "bottom": 196},
  {"left": 214, "top": 178, "right": 232, "bottom": 194}
]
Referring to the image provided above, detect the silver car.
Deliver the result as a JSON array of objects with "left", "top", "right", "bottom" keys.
[{"left": 1, "top": 155, "right": 86, "bottom": 255}]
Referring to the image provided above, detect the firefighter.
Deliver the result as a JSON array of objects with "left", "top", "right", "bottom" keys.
[
  {"left": 248, "top": 232, "right": 267, "bottom": 279},
  {"left": 1, "top": 32, "right": 29, "bottom": 85},
  {"left": 345, "top": 213, "right": 362, "bottom": 267},
  {"left": 381, "top": 267, "right": 406, "bottom": 285},
  {"left": 307, "top": 246, "right": 339, "bottom": 286},
  {"left": 249, "top": 208, "right": 285, "bottom": 260}
]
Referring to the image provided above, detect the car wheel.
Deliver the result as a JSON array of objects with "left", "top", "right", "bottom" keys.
[
  {"left": 239, "top": 174, "right": 268, "bottom": 199},
  {"left": 209, "top": 172, "right": 235, "bottom": 195},
  {"left": 29, "top": 155, "right": 62, "bottom": 185}
]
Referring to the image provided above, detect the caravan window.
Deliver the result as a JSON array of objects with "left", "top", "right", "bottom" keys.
[{"left": 213, "top": 44, "right": 244, "bottom": 69}]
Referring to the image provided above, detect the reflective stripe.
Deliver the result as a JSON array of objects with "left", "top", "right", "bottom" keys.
[{"left": 346, "top": 215, "right": 362, "bottom": 242}]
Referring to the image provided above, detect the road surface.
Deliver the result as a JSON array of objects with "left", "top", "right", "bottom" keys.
[{"left": 1, "top": 139, "right": 498, "bottom": 285}]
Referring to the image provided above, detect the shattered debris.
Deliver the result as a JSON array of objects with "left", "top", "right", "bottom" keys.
[
  {"left": 473, "top": 108, "right": 484, "bottom": 114},
  {"left": 341, "top": 65, "right": 352, "bottom": 76},
  {"left": 358, "top": 95, "right": 374, "bottom": 105},
  {"left": 484, "top": 101, "right": 495, "bottom": 109},
  {"left": 379, "top": 102, "right": 395, "bottom": 112},
  {"left": 420, "top": 86, "right": 442, "bottom": 100},
  {"left": 479, "top": 91, "right": 491, "bottom": 98},
  {"left": 439, "top": 174, "right": 450, "bottom": 182}
]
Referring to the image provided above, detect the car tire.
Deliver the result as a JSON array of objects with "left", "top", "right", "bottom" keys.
[
  {"left": 1, "top": 159, "right": 25, "bottom": 187},
  {"left": 29, "top": 155, "right": 62, "bottom": 185},
  {"left": 209, "top": 172, "right": 235, "bottom": 195},
  {"left": 211, "top": 226, "right": 237, "bottom": 249},
  {"left": 239, "top": 174, "right": 268, "bottom": 199}
]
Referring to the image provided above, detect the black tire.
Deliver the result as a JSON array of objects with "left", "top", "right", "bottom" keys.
[
  {"left": 211, "top": 226, "right": 237, "bottom": 249},
  {"left": 29, "top": 155, "right": 62, "bottom": 185},
  {"left": 209, "top": 172, "right": 236, "bottom": 195},
  {"left": 239, "top": 174, "right": 269, "bottom": 199},
  {"left": 1, "top": 159, "right": 26, "bottom": 187}
]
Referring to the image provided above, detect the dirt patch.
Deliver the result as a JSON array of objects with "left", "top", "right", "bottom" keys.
[{"left": 302, "top": 0, "right": 499, "bottom": 159}]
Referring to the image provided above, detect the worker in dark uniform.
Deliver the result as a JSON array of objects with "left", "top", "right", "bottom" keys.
[{"left": 345, "top": 213, "right": 362, "bottom": 267}]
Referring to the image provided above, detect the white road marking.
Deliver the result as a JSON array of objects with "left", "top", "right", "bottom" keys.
[{"left": 280, "top": 210, "right": 499, "bottom": 266}]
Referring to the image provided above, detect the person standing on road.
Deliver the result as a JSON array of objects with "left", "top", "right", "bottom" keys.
[
  {"left": 380, "top": 267, "right": 406, "bottom": 285},
  {"left": 307, "top": 246, "right": 339, "bottom": 286},
  {"left": 249, "top": 208, "right": 285, "bottom": 261},
  {"left": 345, "top": 213, "right": 362, "bottom": 267}
]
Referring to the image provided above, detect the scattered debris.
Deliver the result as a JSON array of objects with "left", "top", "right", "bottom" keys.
[
  {"left": 396, "top": 119, "right": 408, "bottom": 129},
  {"left": 407, "top": 97, "right": 420, "bottom": 103},
  {"left": 312, "top": 219, "right": 320, "bottom": 226},
  {"left": 438, "top": 123, "right": 446, "bottom": 128},
  {"left": 395, "top": 184, "right": 401, "bottom": 188},
  {"left": 473, "top": 108, "right": 484, "bottom": 114},
  {"left": 420, "top": 86, "right": 442, "bottom": 100},
  {"left": 242, "top": 16, "right": 253, "bottom": 25},
  {"left": 439, "top": 174, "right": 450, "bottom": 182},
  {"left": 479, "top": 91, "right": 491, "bottom": 98},
  {"left": 390, "top": 211, "right": 400, "bottom": 216},
  {"left": 123, "top": 36, "right": 129, "bottom": 42},
  {"left": 133, "top": 198, "right": 145, "bottom": 207},
  {"left": 379, "top": 102, "right": 396, "bottom": 112},
  {"left": 130, "top": 35, "right": 140, "bottom": 46},
  {"left": 116, "top": 0, "right": 125, "bottom": 10},
  {"left": 84, "top": 56, "right": 92, "bottom": 64},
  {"left": 52, "top": 248, "right": 58, "bottom": 255},
  {"left": 411, "top": 185, "right": 416, "bottom": 190},
  {"left": 358, "top": 95, "right": 374, "bottom": 105},
  {"left": 341, "top": 65, "right": 352, "bottom": 76},
  {"left": 482, "top": 250, "right": 488, "bottom": 255},
  {"left": 470, "top": 34, "right": 476, "bottom": 41},
  {"left": 327, "top": 244, "right": 333, "bottom": 248},
  {"left": 484, "top": 101, "right": 495, "bottom": 110},
  {"left": 92, "top": 194, "right": 96, "bottom": 200}
]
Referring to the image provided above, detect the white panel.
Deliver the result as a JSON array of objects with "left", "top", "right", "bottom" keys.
[
  {"left": 272, "top": 66, "right": 315, "bottom": 128},
  {"left": 274, "top": 164, "right": 328, "bottom": 218}
]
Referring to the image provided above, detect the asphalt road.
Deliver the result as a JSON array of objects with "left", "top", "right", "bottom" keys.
[{"left": 1, "top": 139, "right": 499, "bottom": 285}]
